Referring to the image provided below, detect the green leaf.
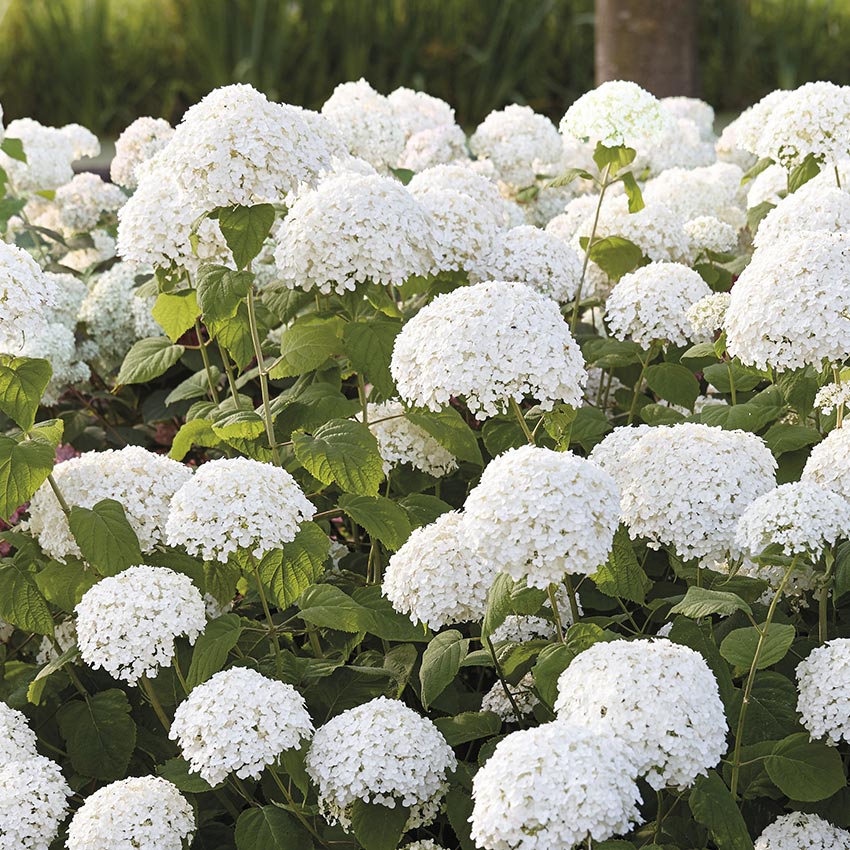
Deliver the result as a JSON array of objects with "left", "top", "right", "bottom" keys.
[
  {"left": 398, "top": 494, "right": 452, "bottom": 529},
  {"left": 681, "top": 343, "right": 721, "bottom": 370},
  {"left": 762, "top": 423, "right": 821, "bottom": 457},
  {"left": 405, "top": 406, "right": 482, "bottom": 466},
  {"left": 582, "top": 338, "right": 644, "bottom": 368},
  {"left": 532, "top": 643, "right": 575, "bottom": 707},
  {"left": 703, "top": 361, "right": 763, "bottom": 393},
  {"left": 765, "top": 733, "right": 847, "bottom": 802},
  {"left": 211, "top": 409, "right": 265, "bottom": 442},
  {"left": 542, "top": 404, "right": 577, "bottom": 451},
  {"left": 169, "top": 418, "right": 221, "bottom": 460},
  {"left": 669, "top": 616, "right": 736, "bottom": 710},
  {"left": 151, "top": 289, "right": 200, "bottom": 342},
  {"left": 68, "top": 498, "right": 143, "bottom": 576},
  {"left": 262, "top": 285, "right": 312, "bottom": 324},
  {"left": 592, "top": 527, "right": 651, "bottom": 604},
  {"left": 482, "top": 573, "right": 548, "bottom": 640},
  {"left": 57, "top": 689, "right": 137, "bottom": 781},
  {"left": 741, "top": 156, "right": 773, "bottom": 184},
  {"left": 747, "top": 200, "right": 775, "bottom": 234},
  {"left": 117, "top": 337, "right": 185, "bottom": 385},
  {"left": 292, "top": 418, "right": 384, "bottom": 495},
  {"left": 0, "top": 561, "right": 54, "bottom": 634},
  {"left": 350, "top": 799, "right": 409, "bottom": 850},
  {"left": 433, "top": 711, "right": 502, "bottom": 745},
  {"left": 688, "top": 770, "right": 754, "bottom": 850},
  {"left": 186, "top": 613, "right": 242, "bottom": 690},
  {"left": 298, "top": 584, "right": 375, "bottom": 633},
  {"left": 546, "top": 167, "right": 594, "bottom": 189},
  {"left": 208, "top": 301, "right": 255, "bottom": 369},
  {"left": 670, "top": 586, "right": 752, "bottom": 619},
  {"left": 0, "top": 355, "right": 51, "bottom": 431},
  {"left": 214, "top": 204, "right": 276, "bottom": 270},
  {"left": 196, "top": 264, "right": 253, "bottom": 323},
  {"left": 569, "top": 406, "right": 612, "bottom": 452},
  {"left": 420, "top": 629, "right": 469, "bottom": 709},
  {"left": 446, "top": 786, "right": 475, "bottom": 850},
  {"left": 587, "top": 236, "right": 644, "bottom": 282},
  {"left": 343, "top": 318, "right": 402, "bottom": 398},
  {"left": 728, "top": 671, "right": 801, "bottom": 745},
  {"left": 593, "top": 142, "right": 636, "bottom": 175},
  {"left": 165, "top": 368, "right": 221, "bottom": 405},
  {"left": 720, "top": 623, "right": 796, "bottom": 670},
  {"left": 257, "top": 522, "right": 330, "bottom": 609},
  {"left": 645, "top": 362, "right": 700, "bottom": 409},
  {"left": 271, "top": 317, "right": 344, "bottom": 379},
  {"left": 621, "top": 171, "right": 644, "bottom": 212},
  {"left": 35, "top": 559, "right": 97, "bottom": 613},
  {"left": 235, "top": 805, "right": 311, "bottom": 850},
  {"left": 339, "top": 494, "right": 412, "bottom": 551},
  {"left": 0, "top": 434, "right": 55, "bottom": 521},
  {"left": 351, "top": 586, "right": 429, "bottom": 641},
  {"left": 0, "top": 137, "right": 26, "bottom": 162},
  {"left": 788, "top": 153, "right": 821, "bottom": 194},
  {"left": 157, "top": 756, "right": 222, "bottom": 792},
  {"left": 28, "top": 642, "right": 79, "bottom": 704}
]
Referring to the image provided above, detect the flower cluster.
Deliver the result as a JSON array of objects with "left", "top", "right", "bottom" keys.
[{"left": 796, "top": 639, "right": 850, "bottom": 745}]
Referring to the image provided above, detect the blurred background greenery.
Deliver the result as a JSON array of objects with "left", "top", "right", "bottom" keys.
[{"left": 0, "top": 0, "right": 846, "bottom": 137}]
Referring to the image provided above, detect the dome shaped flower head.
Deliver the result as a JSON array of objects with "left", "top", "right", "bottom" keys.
[
  {"left": 165, "top": 457, "right": 315, "bottom": 563},
  {"left": 605, "top": 262, "right": 712, "bottom": 348},
  {"left": 470, "top": 721, "right": 642, "bottom": 850},
  {"left": 481, "top": 672, "right": 539, "bottom": 723},
  {"left": 305, "top": 696, "right": 456, "bottom": 830},
  {"left": 796, "top": 639, "right": 850, "bottom": 746},
  {"left": 0, "top": 754, "right": 71, "bottom": 850},
  {"left": 170, "top": 667, "right": 314, "bottom": 786},
  {"left": 755, "top": 812, "right": 850, "bottom": 850},
  {"left": 60, "top": 123, "right": 99, "bottom": 160},
  {"left": 813, "top": 382, "right": 850, "bottom": 417},
  {"left": 755, "top": 185, "right": 850, "bottom": 251},
  {"left": 0, "top": 242, "right": 56, "bottom": 355},
  {"left": 803, "top": 427, "right": 850, "bottom": 500},
  {"left": 397, "top": 124, "right": 469, "bottom": 172},
  {"left": 662, "top": 96, "right": 716, "bottom": 141},
  {"left": 684, "top": 215, "right": 737, "bottom": 255},
  {"left": 545, "top": 195, "right": 600, "bottom": 244},
  {"left": 75, "top": 565, "right": 206, "bottom": 684},
  {"left": 686, "top": 291, "right": 731, "bottom": 339},
  {"left": 490, "top": 614, "right": 558, "bottom": 644},
  {"left": 321, "top": 78, "right": 405, "bottom": 171},
  {"left": 731, "top": 89, "right": 792, "bottom": 157},
  {"left": 643, "top": 162, "right": 745, "bottom": 225},
  {"left": 66, "top": 776, "right": 194, "bottom": 850},
  {"left": 588, "top": 425, "right": 654, "bottom": 488},
  {"left": 470, "top": 104, "right": 563, "bottom": 187},
  {"left": 633, "top": 118, "right": 716, "bottom": 177},
  {"left": 561, "top": 80, "right": 669, "bottom": 150},
  {"left": 0, "top": 702, "right": 38, "bottom": 762},
  {"left": 388, "top": 87, "right": 456, "bottom": 138},
  {"left": 0, "top": 118, "right": 76, "bottom": 191},
  {"left": 735, "top": 481, "right": 850, "bottom": 559},
  {"left": 471, "top": 225, "right": 582, "bottom": 303},
  {"left": 44, "top": 271, "right": 87, "bottom": 331},
  {"left": 110, "top": 116, "right": 175, "bottom": 188},
  {"left": 463, "top": 446, "right": 620, "bottom": 588},
  {"left": 554, "top": 639, "right": 728, "bottom": 790},
  {"left": 617, "top": 424, "right": 776, "bottom": 562},
  {"left": 383, "top": 511, "right": 496, "bottom": 629},
  {"left": 274, "top": 170, "right": 437, "bottom": 294},
  {"left": 48, "top": 172, "right": 125, "bottom": 236},
  {"left": 26, "top": 446, "right": 193, "bottom": 562},
  {"left": 725, "top": 231, "right": 850, "bottom": 371},
  {"left": 391, "top": 281, "right": 586, "bottom": 418}
]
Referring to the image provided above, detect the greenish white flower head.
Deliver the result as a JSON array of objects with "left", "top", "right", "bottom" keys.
[{"left": 796, "top": 639, "right": 850, "bottom": 747}]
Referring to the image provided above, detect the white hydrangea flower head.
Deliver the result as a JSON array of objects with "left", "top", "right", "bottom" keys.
[
  {"left": 60, "top": 123, "right": 99, "bottom": 160},
  {"left": 48, "top": 172, "right": 125, "bottom": 235},
  {"left": 388, "top": 87, "right": 455, "bottom": 137},
  {"left": 643, "top": 163, "right": 745, "bottom": 224},
  {"left": 814, "top": 382, "right": 850, "bottom": 416},
  {"left": 746, "top": 163, "right": 787, "bottom": 209},
  {"left": 402, "top": 842, "right": 449, "bottom": 850},
  {"left": 321, "top": 78, "right": 405, "bottom": 171},
  {"left": 736, "top": 482, "right": 850, "bottom": 558},
  {"left": 725, "top": 231, "right": 850, "bottom": 371},
  {"left": 634, "top": 118, "right": 716, "bottom": 177},
  {"left": 490, "top": 614, "right": 557, "bottom": 644},
  {"left": 662, "top": 97, "right": 716, "bottom": 141},
  {"left": 61, "top": 228, "right": 117, "bottom": 273},
  {"left": 605, "top": 262, "right": 712, "bottom": 347},
  {"left": 131, "top": 290, "right": 162, "bottom": 340},
  {"left": 363, "top": 400, "right": 457, "bottom": 476},
  {"left": 617, "top": 424, "right": 776, "bottom": 561},
  {"left": 471, "top": 225, "right": 582, "bottom": 302},
  {"left": 0, "top": 755, "right": 71, "bottom": 850},
  {"left": 1, "top": 118, "right": 76, "bottom": 191},
  {"left": 36, "top": 618, "right": 76, "bottom": 666},
  {"left": 797, "top": 639, "right": 850, "bottom": 746},
  {"left": 545, "top": 195, "right": 600, "bottom": 244},
  {"left": 0, "top": 702, "right": 38, "bottom": 762},
  {"left": 470, "top": 721, "right": 642, "bottom": 850},
  {"left": 391, "top": 281, "right": 586, "bottom": 417},
  {"left": 522, "top": 183, "right": 576, "bottom": 228},
  {"left": 554, "top": 639, "right": 728, "bottom": 790},
  {"left": 383, "top": 511, "right": 496, "bottom": 629},
  {"left": 111, "top": 116, "right": 175, "bottom": 188},
  {"left": 27, "top": 446, "right": 192, "bottom": 561},
  {"left": 398, "top": 124, "right": 468, "bottom": 172},
  {"left": 481, "top": 672, "right": 539, "bottom": 722},
  {"left": 165, "top": 457, "right": 315, "bottom": 562},
  {"left": 44, "top": 272, "right": 87, "bottom": 331},
  {"left": 274, "top": 170, "right": 436, "bottom": 294},
  {"left": 803, "top": 427, "right": 850, "bottom": 500},
  {"left": 588, "top": 425, "right": 654, "bottom": 489},
  {"left": 734, "top": 89, "right": 793, "bottom": 155},
  {"left": 755, "top": 185, "right": 850, "bottom": 250},
  {"left": 20, "top": 323, "right": 90, "bottom": 405},
  {"left": 75, "top": 565, "right": 205, "bottom": 684},
  {"left": 463, "top": 446, "right": 620, "bottom": 588},
  {"left": 0, "top": 242, "right": 56, "bottom": 355},
  {"left": 755, "top": 812, "right": 850, "bottom": 850},
  {"left": 753, "top": 81, "right": 850, "bottom": 169},
  {"left": 170, "top": 667, "right": 313, "bottom": 786},
  {"left": 684, "top": 216, "right": 737, "bottom": 254},
  {"left": 686, "top": 292, "right": 731, "bottom": 339},
  {"left": 66, "top": 776, "right": 194, "bottom": 850},
  {"left": 561, "top": 80, "right": 668, "bottom": 150},
  {"left": 470, "top": 104, "right": 562, "bottom": 188},
  {"left": 305, "top": 696, "right": 456, "bottom": 830}
]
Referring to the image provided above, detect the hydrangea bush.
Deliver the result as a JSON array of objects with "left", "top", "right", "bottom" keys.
[{"left": 1, "top": 76, "right": 850, "bottom": 850}]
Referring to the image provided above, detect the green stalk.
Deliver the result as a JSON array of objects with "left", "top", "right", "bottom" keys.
[
  {"left": 245, "top": 284, "right": 281, "bottom": 465},
  {"left": 140, "top": 674, "right": 171, "bottom": 732},
  {"left": 510, "top": 398, "right": 535, "bottom": 445},
  {"left": 194, "top": 319, "right": 221, "bottom": 405},
  {"left": 547, "top": 583, "right": 565, "bottom": 643}
]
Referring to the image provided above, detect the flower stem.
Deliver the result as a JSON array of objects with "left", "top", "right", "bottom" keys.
[
  {"left": 547, "top": 583, "right": 565, "bottom": 643},
  {"left": 245, "top": 284, "right": 281, "bottom": 465},
  {"left": 218, "top": 339, "right": 242, "bottom": 408},
  {"left": 563, "top": 574, "right": 581, "bottom": 625},
  {"left": 47, "top": 473, "right": 71, "bottom": 517},
  {"left": 252, "top": 558, "right": 281, "bottom": 660},
  {"left": 833, "top": 367, "right": 844, "bottom": 428},
  {"left": 485, "top": 636, "right": 527, "bottom": 727},
  {"left": 268, "top": 768, "right": 329, "bottom": 847},
  {"left": 510, "top": 398, "right": 535, "bottom": 445},
  {"left": 194, "top": 319, "right": 221, "bottom": 405},
  {"left": 140, "top": 674, "right": 171, "bottom": 732}
]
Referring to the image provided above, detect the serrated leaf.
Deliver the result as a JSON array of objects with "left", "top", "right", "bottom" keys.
[
  {"left": 593, "top": 142, "right": 636, "bottom": 175},
  {"left": 28, "top": 641, "right": 80, "bottom": 704},
  {"left": 688, "top": 770, "right": 754, "bottom": 850},
  {"left": 35, "top": 560, "right": 97, "bottom": 613},
  {"left": 0, "top": 561, "right": 54, "bottom": 635},
  {"left": 645, "top": 362, "right": 700, "bottom": 409},
  {"left": 420, "top": 629, "right": 469, "bottom": 708},
  {"left": 587, "top": 235, "right": 644, "bottom": 281},
  {"left": 235, "top": 805, "right": 311, "bottom": 850},
  {"left": 0, "top": 355, "right": 51, "bottom": 431},
  {"left": 670, "top": 586, "right": 752, "bottom": 618},
  {"left": 208, "top": 301, "right": 254, "bottom": 369},
  {"left": 398, "top": 494, "right": 452, "bottom": 529},
  {"left": 151, "top": 289, "right": 200, "bottom": 342},
  {"left": 788, "top": 153, "right": 821, "bottom": 193},
  {"left": 186, "top": 613, "right": 242, "bottom": 689},
  {"left": 117, "top": 337, "right": 185, "bottom": 385},
  {"left": 405, "top": 406, "right": 482, "bottom": 466},
  {"left": 196, "top": 264, "right": 253, "bottom": 323},
  {"left": 765, "top": 733, "right": 846, "bottom": 802},
  {"left": 169, "top": 418, "right": 221, "bottom": 460},
  {"left": 762, "top": 423, "right": 821, "bottom": 456},
  {"left": 257, "top": 522, "right": 330, "bottom": 609},
  {"left": 592, "top": 526, "right": 650, "bottom": 604},
  {"left": 433, "top": 711, "right": 501, "bottom": 745},
  {"left": 157, "top": 756, "right": 222, "bottom": 792},
  {"left": 211, "top": 409, "right": 265, "bottom": 441},
  {"left": 546, "top": 167, "right": 593, "bottom": 188},
  {"left": 165, "top": 367, "right": 221, "bottom": 405},
  {"left": 271, "top": 317, "right": 344, "bottom": 378},
  {"left": 0, "top": 433, "right": 55, "bottom": 520},
  {"left": 343, "top": 318, "right": 401, "bottom": 398},
  {"left": 720, "top": 623, "right": 796, "bottom": 670},
  {"left": 215, "top": 204, "right": 276, "bottom": 270},
  {"left": 350, "top": 799, "right": 409, "bottom": 850},
  {"left": 532, "top": 643, "right": 575, "bottom": 707},
  {"left": 339, "top": 494, "right": 411, "bottom": 551},
  {"left": 68, "top": 498, "right": 143, "bottom": 576}
]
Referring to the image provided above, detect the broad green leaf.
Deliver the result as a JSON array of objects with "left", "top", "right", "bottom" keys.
[
  {"left": 261, "top": 284, "right": 312, "bottom": 324},
  {"left": 214, "top": 204, "right": 276, "bottom": 270},
  {"left": 398, "top": 494, "right": 452, "bottom": 529},
  {"left": 645, "top": 362, "right": 700, "bottom": 409},
  {"left": 211, "top": 409, "right": 265, "bottom": 442},
  {"left": 420, "top": 629, "right": 469, "bottom": 708},
  {"left": 27, "top": 642, "right": 79, "bottom": 704},
  {"left": 702, "top": 361, "right": 763, "bottom": 394},
  {"left": 165, "top": 368, "right": 221, "bottom": 405},
  {"left": 747, "top": 200, "right": 775, "bottom": 234},
  {"left": 688, "top": 770, "right": 754, "bottom": 850},
  {"left": 546, "top": 166, "right": 594, "bottom": 188},
  {"left": 298, "top": 584, "right": 375, "bottom": 633},
  {"left": 586, "top": 235, "right": 644, "bottom": 281},
  {"left": 343, "top": 318, "right": 402, "bottom": 398},
  {"left": 292, "top": 418, "right": 384, "bottom": 495},
  {"left": 117, "top": 337, "right": 185, "bottom": 385},
  {"left": 482, "top": 573, "right": 548, "bottom": 640},
  {"left": 592, "top": 526, "right": 651, "bottom": 604},
  {"left": 169, "top": 418, "right": 221, "bottom": 460},
  {"left": 257, "top": 522, "right": 330, "bottom": 609},
  {"left": 681, "top": 342, "right": 720, "bottom": 370},
  {"left": 35, "top": 559, "right": 97, "bottom": 613},
  {"left": 532, "top": 643, "right": 575, "bottom": 707},
  {"left": 0, "top": 433, "right": 55, "bottom": 520},
  {"left": 205, "top": 557, "right": 241, "bottom": 606},
  {"left": 195, "top": 264, "right": 253, "bottom": 323},
  {"left": 151, "top": 289, "right": 200, "bottom": 342},
  {"left": 338, "top": 494, "right": 411, "bottom": 551},
  {"left": 765, "top": 733, "right": 846, "bottom": 802},
  {"left": 68, "top": 498, "right": 143, "bottom": 576},
  {"left": 728, "top": 671, "right": 800, "bottom": 745},
  {"left": 405, "top": 406, "right": 482, "bottom": 466},
  {"left": 639, "top": 403, "right": 686, "bottom": 426},
  {"left": 350, "top": 799, "right": 409, "bottom": 850},
  {"left": 542, "top": 404, "right": 577, "bottom": 451},
  {"left": 762, "top": 423, "right": 821, "bottom": 457},
  {"left": 208, "top": 301, "right": 255, "bottom": 369},
  {"left": 271, "top": 317, "right": 344, "bottom": 378},
  {"left": 480, "top": 416, "right": 525, "bottom": 457},
  {"left": 446, "top": 786, "right": 475, "bottom": 850},
  {"left": 186, "top": 613, "right": 242, "bottom": 689},
  {"left": 235, "top": 805, "right": 311, "bottom": 850},
  {"left": 788, "top": 153, "right": 821, "bottom": 193},
  {"left": 669, "top": 616, "right": 736, "bottom": 710},
  {"left": 433, "top": 711, "right": 501, "bottom": 745},
  {"left": 0, "top": 137, "right": 25, "bottom": 162},
  {"left": 57, "top": 689, "right": 137, "bottom": 781},
  {"left": 720, "top": 623, "right": 796, "bottom": 670},
  {"left": 350, "top": 586, "right": 428, "bottom": 642},
  {"left": 157, "top": 756, "right": 222, "bottom": 792},
  {"left": 569, "top": 406, "right": 612, "bottom": 452},
  {"left": 592, "top": 142, "right": 636, "bottom": 174},
  {"left": 670, "top": 586, "right": 752, "bottom": 619},
  {"left": 741, "top": 156, "right": 773, "bottom": 184},
  {"left": 621, "top": 171, "right": 644, "bottom": 212},
  {"left": 0, "top": 355, "right": 51, "bottom": 430},
  {"left": 582, "top": 338, "right": 644, "bottom": 368}
]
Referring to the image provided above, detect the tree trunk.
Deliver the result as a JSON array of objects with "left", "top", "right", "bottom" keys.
[{"left": 595, "top": 0, "right": 699, "bottom": 98}]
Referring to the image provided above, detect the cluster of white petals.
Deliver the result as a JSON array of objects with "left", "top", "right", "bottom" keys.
[
  {"left": 481, "top": 672, "right": 539, "bottom": 722},
  {"left": 0, "top": 118, "right": 76, "bottom": 191},
  {"left": 37, "top": 617, "right": 77, "bottom": 666},
  {"left": 588, "top": 425, "right": 654, "bottom": 488},
  {"left": 755, "top": 812, "right": 850, "bottom": 850},
  {"left": 166, "top": 456, "right": 315, "bottom": 562},
  {"left": 170, "top": 667, "right": 314, "bottom": 786},
  {"left": 643, "top": 163, "right": 745, "bottom": 225},
  {"left": 46, "top": 172, "right": 125, "bottom": 235},
  {"left": 397, "top": 124, "right": 468, "bottom": 171},
  {"left": 20, "top": 322, "right": 90, "bottom": 405},
  {"left": 383, "top": 511, "right": 496, "bottom": 628},
  {"left": 470, "top": 722, "right": 642, "bottom": 850},
  {"left": 635, "top": 117, "right": 715, "bottom": 176},
  {"left": 110, "top": 116, "right": 175, "bottom": 188},
  {"left": 754, "top": 185, "right": 850, "bottom": 250},
  {"left": 61, "top": 123, "right": 100, "bottom": 159},
  {"left": 0, "top": 701, "right": 38, "bottom": 761},
  {"left": 684, "top": 215, "right": 737, "bottom": 254},
  {"left": 490, "top": 614, "right": 557, "bottom": 644},
  {"left": 66, "top": 776, "right": 194, "bottom": 850},
  {"left": 388, "top": 87, "right": 455, "bottom": 137},
  {"left": 816, "top": 381, "right": 850, "bottom": 417},
  {"left": 686, "top": 291, "right": 731, "bottom": 338},
  {"left": 27, "top": 446, "right": 192, "bottom": 561},
  {"left": 0, "top": 243, "right": 56, "bottom": 354},
  {"left": 463, "top": 446, "right": 620, "bottom": 588},
  {"left": 803, "top": 427, "right": 850, "bottom": 500},
  {"left": 75, "top": 565, "right": 206, "bottom": 684},
  {"left": 305, "top": 697, "right": 456, "bottom": 829},
  {"left": 555, "top": 639, "right": 727, "bottom": 789},
  {"left": 391, "top": 281, "right": 586, "bottom": 417},
  {"left": 796, "top": 639, "right": 850, "bottom": 746},
  {"left": 662, "top": 97, "right": 716, "bottom": 140}
]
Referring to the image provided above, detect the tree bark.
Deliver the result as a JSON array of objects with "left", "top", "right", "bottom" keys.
[{"left": 595, "top": 0, "right": 699, "bottom": 98}]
